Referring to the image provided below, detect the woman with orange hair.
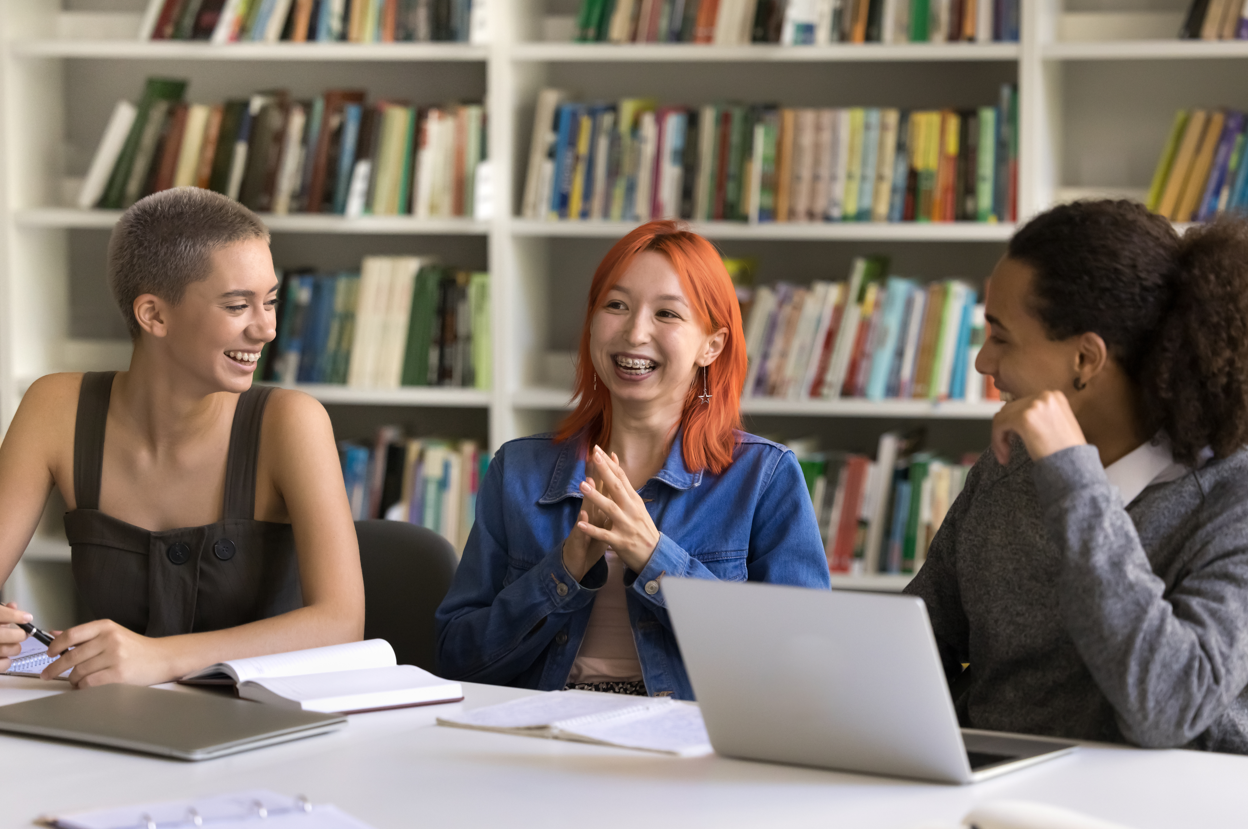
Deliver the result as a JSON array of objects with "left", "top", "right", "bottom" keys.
[{"left": 435, "top": 221, "right": 829, "bottom": 700}]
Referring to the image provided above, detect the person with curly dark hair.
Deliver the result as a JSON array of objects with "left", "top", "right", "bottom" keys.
[{"left": 905, "top": 199, "right": 1248, "bottom": 754}]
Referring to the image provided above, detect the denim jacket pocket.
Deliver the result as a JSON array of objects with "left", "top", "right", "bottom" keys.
[
  {"left": 502, "top": 554, "right": 537, "bottom": 588},
  {"left": 690, "top": 549, "right": 748, "bottom": 581}
]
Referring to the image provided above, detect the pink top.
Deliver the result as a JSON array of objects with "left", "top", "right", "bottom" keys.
[{"left": 567, "top": 549, "right": 644, "bottom": 684}]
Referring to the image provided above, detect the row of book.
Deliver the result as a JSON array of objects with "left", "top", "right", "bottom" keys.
[
  {"left": 1179, "top": 0, "right": 1248, "bottom": 40},
  {"left": 743, "top": 256, "right": 997, "bottom": 403},
  {"left": 141, "top": 0, "right": 482, "bottom": 43},
  {"left": 1147, "top": 109, "right": 1248, "bottom": 223},
  {"left": 574, "top": 0, "right": 1019, "bottom": 45},
  {"left": 80, "top": 77, "right": 486, "bottom": 220},
  {"left": 259, "top": 257, "right": 490, "bottom": 390},
  {"left": 339, "top": 426, "right": 489, "bottom": 551},
  {"left": 522, "top": 86, "right": 1018, "bottom": 224},
  {"left": 794, "top": 432, "right": 975, "bottom": 575}
]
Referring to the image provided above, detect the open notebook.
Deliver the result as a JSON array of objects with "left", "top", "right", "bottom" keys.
[
  {"left": 180, "top": 640, "right": 463, "bottom": 714},
  {"left": 437, "top": 691, "right": 714, "bottom": 757},
  {"left": 3, "top": 637, "right": 70, "bottom": 679}
]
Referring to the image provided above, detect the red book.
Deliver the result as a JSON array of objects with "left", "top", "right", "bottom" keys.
[
  {"left": 830, "top": 456, "right": 870, "bottom": 573},
  {"left": 807, "top": 292, "right": 848, "bottom": 398},
  {"left": 152, "top": 0, "right": 188, "bottom": 39},
  {"left": 152, "top": 102, "right": 189, "bottom": 193},
  {"left": 694, "top": 0, "right": 721, "bottom": 43}
]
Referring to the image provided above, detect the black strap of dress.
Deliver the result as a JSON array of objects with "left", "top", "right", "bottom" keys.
[{"left": 72, "top": 371, "right": 275, "bottom": 520}]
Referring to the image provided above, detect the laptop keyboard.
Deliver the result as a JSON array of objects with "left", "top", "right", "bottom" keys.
[{"left": 966, "top": 750, "right": 1015, "bottom": 770}]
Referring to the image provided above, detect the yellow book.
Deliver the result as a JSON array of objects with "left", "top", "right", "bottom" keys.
[
  {"left": 1146, "top": 110, "right": 1190, "bottom": 212},
  {"left": 567, "top": 112, "right": 593, "bottom": 221},
  {"left": 1157, "top": 109, "right": 1208, "bottom": 220},
  {"left": 842, "top": 108, "right": 866, "bottom": 222},
  {"left": 1175, "top": 109, "right": 1225, "bottom": 222},
  {"left": 776, "top": 108, "right": 797, "bottom": 223}
]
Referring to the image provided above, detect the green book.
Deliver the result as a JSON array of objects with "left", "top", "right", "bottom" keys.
[
  {"left": 208, "top": 100, "right": 247, "bottom": 194},
  {"left": 976, "top": 106, "right": 997, "bottom": 222},
  {"left": 910, "top": 0, "right": 930, "bottom": 41},
  {"left": 171, "top": 0, "right": 202, "bottom": 39},
  {"left": 396, "top": 107, "right": 418, "bottom": 215},
  {"left": 701, "top": 105, "right": 721, "bottom": 221},
  {"left": 469, "top": 272, "right": 491, "bottom": 390},
  {"left": 1146, "top": 110, "right": 1190, "bottom": 212},
  {"left": 325, "top": 273, "right": 361, "bottom": 384},
  {"left": 724, "top": 105, "right": 750, "bottom": 221},
  {"left": 575, "top": 0, "right": 607, "bottom": 41},
  {"left": 902, "top": 455, "right": 932, "bottom": 573},
  {"left": 98, "top": 77, "right": 187, "bottom": 209},
  {"left": 401, "top": 266, "right": 445, "bottom": 386},
  {"left": 798, "top": 459, "right": 828, "bottom": 498}
]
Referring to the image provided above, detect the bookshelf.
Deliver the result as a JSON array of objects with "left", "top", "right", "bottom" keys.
[{"left": 0, "top": 0, "right": 1207, "bottom": 621}]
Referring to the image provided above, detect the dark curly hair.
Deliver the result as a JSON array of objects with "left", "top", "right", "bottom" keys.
[{"left": 1007, "top": 199, "right": 1248, "bottom": 464}]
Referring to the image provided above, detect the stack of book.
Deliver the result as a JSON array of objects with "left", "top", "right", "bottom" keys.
[
  {"left": 78, "top": 77, "right": 486, "bottom": 219},
  {"left": 1147, "top": 108, "right": 1248, "bottom": 223},
  {"left": 521, "top": 86, "right": 1018, "bottom": 224},
  {"left": 743, "top": 256, "right": 996, "bottom": 403},
  {"left": 574, "top": 0, "right": 1020, "bottom": 43},
  {"left": 1179, "top": 0, "right": 1248, "bottom": 39},
  {"left": 339, "top": 425, "right": 489, "bottom": 551},
  {"left": 260, "top": 257, "right": 490, "bottom": 391},
  {"left": 140, "top": 0, "right": 481, "bottom": 43},
  {"left": 794, "top": 433, "right": 976, "bottom": 576}
]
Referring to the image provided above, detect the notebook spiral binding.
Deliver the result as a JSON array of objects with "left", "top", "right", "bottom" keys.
[{"left": 136, "top": 797, "right": 313, "bottom": 828}]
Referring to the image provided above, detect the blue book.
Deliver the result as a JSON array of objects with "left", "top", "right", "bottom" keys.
[
  {"left": 885, "top": 478, "right": 912, "bottom": 574},
  {"left": 332, "top": 103, "right": 362, "bottom": 215},
  {"left": 886, "top": 284, "right": 919, "bottom": 398},
  {"left": 1198, "top": 112, "right": 1244, "bottom": 222},
  {"left": 948, "top": 289, "right": 978, "bottom": 399},
  {"left": 664, "top": 111, "right": 688, "bottom": 218},
  {"left": 1232, "top": 133, "right": 1248, "bottom": 212},
  {"left": 299, "top": 96, "right": 325, "bottom": 206},
  {"left": 857, "top": 109, "right": 881, "bottom": 221},
  {"left": 751, "top": 283, "right": 793, "bottom": 397},
  {"left": 866, "top": 277, "right": 915, "bottom": 401},
  {"left": 297, "top": 275, "right": 336, "bottom": 383},
  {"left": 579, "top": 104, "right": 607, "bottom": 220},
  {"left": 279, "top": 275, "right": 315, "bottom": 383},
  {"left": 339, "top": 442, "right": 371, "bottom": 520},
  {"left": 249, "top": 0, "right": 276, "bottom": 41},
  {"left": 888, "top": 112, "right": 911, "bottom": 223},
  {"left": 549, "top": 103, "right": 581, "bottom": 219}
]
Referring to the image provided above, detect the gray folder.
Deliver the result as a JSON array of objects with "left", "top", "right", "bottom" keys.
[{"left": 0, "top": 684, "right": 346, "bottom": 760}]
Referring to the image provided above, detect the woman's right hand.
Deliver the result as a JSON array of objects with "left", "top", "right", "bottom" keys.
[
  {"left": 0, "top": 601, "right": 33, "bottom": 672},
  {"left": 562, "top": 457, "right": 611, "bottom": 582}
]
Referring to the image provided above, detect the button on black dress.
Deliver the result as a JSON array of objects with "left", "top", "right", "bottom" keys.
[{"left": 63, "top": 371, "right": 302, "bottom": 637}]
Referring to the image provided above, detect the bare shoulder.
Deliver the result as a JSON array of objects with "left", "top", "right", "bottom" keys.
[
  {"left": 9, "top": 373, "right": 85, "bottom": 440},
  {"left": 259, "top": 388, "right": 334, "bottom": 454}
]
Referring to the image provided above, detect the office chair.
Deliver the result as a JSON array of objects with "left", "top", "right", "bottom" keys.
[{"left": 355, "top": 519, "right": 459, "bottom": 673}]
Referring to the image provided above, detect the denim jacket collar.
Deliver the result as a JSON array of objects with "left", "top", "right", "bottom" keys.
[{"left": 538, "top": 432, "right": 703, "bottom": 505}]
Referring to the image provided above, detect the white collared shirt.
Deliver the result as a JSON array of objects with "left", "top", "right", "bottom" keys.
[{"left": 1102, "top": 436, "right": 1200, "bottom": 506}]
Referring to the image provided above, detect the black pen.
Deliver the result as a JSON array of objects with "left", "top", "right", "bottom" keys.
[{"left": 16, "top": 621, "right": 54, "bottom": 647}]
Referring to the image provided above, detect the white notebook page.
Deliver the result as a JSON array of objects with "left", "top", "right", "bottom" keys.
[
  {"left": 559, "top": 703, "right": 714, "bottom": 757},
  {"left": 186, "top": 639, "right": 396, "bottom": 683},
  {"left": 46, "top": 790, "right": 375, "bottom": 829},
  {"left": 439, "top": 690, "right": 659, "bottom": 730},
  {"left": 244, "top": 665, "right": 459, "bottom": 704}
]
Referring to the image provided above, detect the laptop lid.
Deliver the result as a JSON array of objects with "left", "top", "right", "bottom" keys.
[
  {"left": 0, "top": 684, "right": 346, "bottom": 761},
  {"left": 663, "top": 578, "right": 977, "bottom": 783}
]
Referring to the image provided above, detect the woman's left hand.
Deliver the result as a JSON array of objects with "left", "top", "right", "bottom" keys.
[
  {"left": 42, "top": 620, "right": 177, "bottom": 688},
  {"left": 577, "top": 445, "right": 662, "bottom": 574},
  {"left": 990, "top": 390, "right": 1087, "bottom": 466}
]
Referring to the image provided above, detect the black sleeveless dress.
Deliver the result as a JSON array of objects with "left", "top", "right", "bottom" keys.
[{"left": 63, "top": 371, "right": 302, "bottom": 637}]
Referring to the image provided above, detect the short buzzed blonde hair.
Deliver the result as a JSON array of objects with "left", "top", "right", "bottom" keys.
[{"left": 108, "top": 187, "right": 270, "bottom": 338}]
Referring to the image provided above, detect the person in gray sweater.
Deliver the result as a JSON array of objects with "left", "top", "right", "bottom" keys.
[{"left": 905, "top": 200, "right": 1248, "bottom": 754}]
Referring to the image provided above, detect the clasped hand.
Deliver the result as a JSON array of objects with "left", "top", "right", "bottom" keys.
[
  {"left": 561, "top": 445, "right": 661, "bottom": 581},
  {"left": 991, "top": 389, "right": 1087, "bottom": 465}
]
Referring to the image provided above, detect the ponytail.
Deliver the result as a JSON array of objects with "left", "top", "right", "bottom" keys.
[
  {"left": 1008, "top": 200, "right": 1248, "bottom": 464},
  {"left": 1142, "top": 217, "right": 1248, "bottom": 462}
]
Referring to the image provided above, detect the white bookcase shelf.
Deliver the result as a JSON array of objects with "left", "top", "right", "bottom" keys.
[
  {"left": 15, "top": 208, "right": 491, "bottom": 235},
  {"left": 829, "top": 573, "right": 913, "bottom": 592},
  {"left": 12, "top": 40, "right": 490, "bottom": 61},
  {"left": 1043, "top": 40, "right": 1248, "bottom": 60},
  {"left": 510, "top": 42, "right": 1022, "bottom": 62},
  {"left": 511, "top": 218, "right": 1017, "bottom": 241},
  {"left": 268, "top": 383, "right": 493, "bottom": 408}
]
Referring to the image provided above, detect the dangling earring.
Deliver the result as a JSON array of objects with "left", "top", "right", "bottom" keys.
[
  {"left": 1073, "top": 376, "right": 1086, "bottom": 391},
  {"left": 698, "top": 366, "right": 712, "bottom": 405},
  {"left": 593, "top": 373, "right": 597, "bottom": 392}
]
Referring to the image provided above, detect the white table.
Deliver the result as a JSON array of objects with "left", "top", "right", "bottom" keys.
[{"left": 2, "top": 676, "right": 1246, "bottom": 829}]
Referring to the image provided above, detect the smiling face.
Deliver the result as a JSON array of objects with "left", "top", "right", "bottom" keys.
[
  {"left": 149, "top": 238, "right": 279, "bottom": 394},
  {"left": 589, "top": 250, "right": 725, "bottom": 415},
  {"left": 974, "top": 256, "right": 1082, "bottom": 403}
]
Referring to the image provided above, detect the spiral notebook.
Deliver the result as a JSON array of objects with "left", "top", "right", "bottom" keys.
[
  {"left": 38, "top": 790, "right": 375, "bottom": 829},
  {"left": 436, "top": 691, "right": 714, "bottom": 757},
  {"left": 4, "top": 637, "right": 70, "bottom": 679}
]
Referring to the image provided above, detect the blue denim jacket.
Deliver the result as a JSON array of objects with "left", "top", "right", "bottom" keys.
[{"left": 434, "top": 431, "right": 831, "bottom": 700}]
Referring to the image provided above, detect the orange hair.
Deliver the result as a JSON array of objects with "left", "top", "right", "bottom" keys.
[{"left": 554, "top": 220, "right": 748, "bottom": 475}]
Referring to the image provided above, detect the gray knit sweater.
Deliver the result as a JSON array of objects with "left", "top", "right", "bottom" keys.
[{"left": 905, "top": 441, "right": 1248, "bottom": 753}]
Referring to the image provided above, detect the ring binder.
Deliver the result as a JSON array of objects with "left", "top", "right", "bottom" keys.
[{"left": 40, "top": 790, "right": 375, "bottom": 829}]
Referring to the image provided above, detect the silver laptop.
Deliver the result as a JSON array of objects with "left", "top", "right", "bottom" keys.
[
  {"left": 662, "top": 577, "right": 1077, "bottom": 784},
  {"left": 0, "top": 684, "right": 345, "bottom": 760}
]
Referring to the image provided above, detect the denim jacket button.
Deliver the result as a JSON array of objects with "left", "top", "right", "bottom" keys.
[
  {"left": 644, "top": 580, "right": 660, "bottom": 595},
  {"left": 555, "top": 631, "right": 569, "bottom": 645},
  {"left": 556, "top": 582, "right": 569, "bottom": 597}
]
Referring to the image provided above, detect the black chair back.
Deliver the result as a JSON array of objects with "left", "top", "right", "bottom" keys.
[{"left": 355, "top": 520, "right": 459, "bottom": 673}]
